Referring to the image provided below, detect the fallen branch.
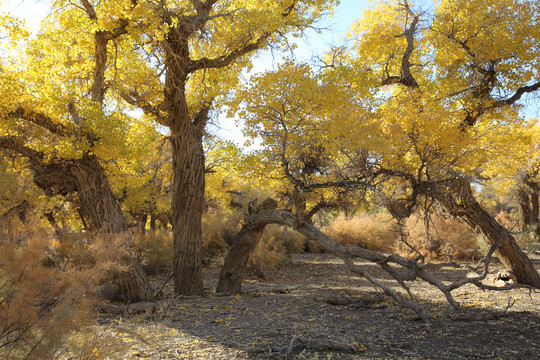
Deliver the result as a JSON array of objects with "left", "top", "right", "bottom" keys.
[
  {"left": 153, "top": 272, "right": 174, "bottom": 298},
  {"left": 100, "top": 301, "right": 157, "bottom": 315},
  {"left": 267, "top": 335, "right": 359, "bottom": 355}
]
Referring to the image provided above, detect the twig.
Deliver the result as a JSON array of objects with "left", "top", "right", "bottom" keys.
[{"left": 154, "top": 272, "right": 174, "bottom": 297}]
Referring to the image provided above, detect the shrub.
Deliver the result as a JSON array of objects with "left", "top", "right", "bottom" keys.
[
  {"left": 0, "top": 217, "right": 111, "bottom": 359},
  {"left": 133, "top": 230, "right": 173, "bottom": 275},
  {"left": 317, "top": 211, "right": 481, "bottom": 261},
  {"left": 321, "top": 213, "right": 399, "bottom": 252},
  {"left": 132, "top": 209, "right": 244, "bottom": 273},
  {"left": 247, "top": 224, "right": 306, "bottom": 275},
  {"left": 397, "top": 213, "right": 481, "bottom": 261},
  {"left": 53, "top": 231, "right": 95, "bottom": 266},
  {"left": 202, "top": 209, "right": 243, "bottom": 260},
  {"left": 513, "top": 225, "right": 540, "bottom": 249}
]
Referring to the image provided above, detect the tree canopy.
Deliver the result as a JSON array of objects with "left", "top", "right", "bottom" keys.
[{"left": 1, "top": 0, "right": 540, "bottom": 295}]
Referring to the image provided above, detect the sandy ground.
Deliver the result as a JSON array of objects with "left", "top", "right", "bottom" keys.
[{"left": 97, "top": 253, "right": 540, "bottom": 359}]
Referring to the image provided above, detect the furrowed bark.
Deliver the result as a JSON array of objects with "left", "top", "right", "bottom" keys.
[
  {"left": 217, "top": 199, "right": 278, "bottom": 294},
  {"left": 432, "top": 180, "right": 540, "bottom": 288},
  {"left": 165, "top": 25, "right": 205, "bottom": 296}
]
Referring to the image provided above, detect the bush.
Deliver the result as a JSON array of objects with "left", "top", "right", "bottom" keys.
[
  {"left": 202, "top": 209, "right": 243, "bottom": 260},
  {"left": 317, "top": 211, "right": 481, "bottom": 261},
  {"left": 397, "top": 213, "right": 481, "bottom": 261},
  {"left": 321, "top": 213, "right": 398, "bottom": 252},
  {"left": 52, "top": 231, "right": 95, "bottom": 266},
  {"left": 247, "top": 224, "right": 306, "bottom": 275},
  {"left": 133, "top": 230, "right": 173, "bottom": 275},
  {"left": 132, "top": 209, "right": 244, "bottom": 273},
  {"left": 0, "top": 217, "right": 111, "bottom": 359}
]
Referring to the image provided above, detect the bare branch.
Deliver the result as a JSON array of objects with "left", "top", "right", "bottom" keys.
[
  {"left": 492, "top": 80, "right": 540, "bottom": 108},
  {"left": 381, "top": 1, "right": 419, "bottom": 88},
  {"left": 119, "top": 90, "right": 169, "bottom": 127},
  {"left": 80, "top": 0, "right": 97, "bottom": 20}
]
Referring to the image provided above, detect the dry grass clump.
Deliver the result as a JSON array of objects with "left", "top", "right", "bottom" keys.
[
  {"left": 0, "top": 216, "right": 113, "bottom": 359},
  {"left": 52, "top": 231, "right": 95, "bottom": 266},
  {"left": 321, "top": 213, "right": 399, "bottom": 252},
  {"left": 202, "top": 209, "right": 243, "bottom": 260},
  {"left": 131, "top": 209, "right": 244, "bottom": 273},
  {"left": 396, "top": 213, "right": 482, "bottom": 260},
  {"left": 133, "top": 230, "right": 173, "bottom": 275},
  {"left": 247, "top": 224, "right": 306, "bottom": 276},
  {"left": 319, "top": 211, "right": 481, "bottom": 261}
]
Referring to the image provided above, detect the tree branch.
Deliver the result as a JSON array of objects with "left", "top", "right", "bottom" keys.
[
  {"left": 9, "top": 107, "right": 68, "bottom": 137},
  {"left": 0, "top": 136, "right": 44, "bottom": 161},
  {"left": 187, "top": 32, "right": 271, "bottom": 73},
  {"left": 80, "top": 0, "right": 97, "bottom": 20},
  {"left": 492, "top": 80, "right": 540, "bottom": 108},
  {"left": 8, "top": 106, "right": 98, "bottom": 142},
  {"left": 381, "top": 1, "right": 419, "bottom": 88},
  {"left": 119, "top": 90, "right": 169, "bottom": 126}
]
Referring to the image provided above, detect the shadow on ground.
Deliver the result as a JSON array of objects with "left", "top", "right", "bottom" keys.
[{"left": 98, "top": 253, "right": 540, "bottom": 359}]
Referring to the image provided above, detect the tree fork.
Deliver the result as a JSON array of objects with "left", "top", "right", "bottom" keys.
[{"left": 28, "top": 153, "right": 154, "bottom": 302}]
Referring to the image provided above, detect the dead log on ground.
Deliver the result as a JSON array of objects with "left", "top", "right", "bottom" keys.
[{"left": 100, "top": 301, "right": 157, "bottom": 315}]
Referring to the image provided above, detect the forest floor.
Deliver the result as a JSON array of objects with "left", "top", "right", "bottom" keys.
[{"left": 97, "top": 253, "right": 540, "bottom": 359}]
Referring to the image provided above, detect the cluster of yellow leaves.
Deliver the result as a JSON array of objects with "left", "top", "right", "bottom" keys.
[{"left": 229, "top": 0, "right": 539, "bottom": 208}]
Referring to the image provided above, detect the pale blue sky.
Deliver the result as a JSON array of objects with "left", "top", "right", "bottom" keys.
[
  {"left": 0, "top": 0, "right": 369, "bottom": 144},
  {"left": 2, "top": 0, "right": 538, "bottom": 144},
  {"left": 220, "top": 0, "right": 371, "bottom": 143}
]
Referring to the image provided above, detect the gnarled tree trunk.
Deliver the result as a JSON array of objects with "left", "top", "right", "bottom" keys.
[
  {"left": 217, "top": 199, "right": 278, "bottom": 294},
  {"left": 164, "top": 26, "right": 206, "bottom": 296},
  {"left": 30, "top": 153, "right": 154, "bottom": 302},
  {"left": 432, "top": 179, "right": 540, "bottom": 288}
]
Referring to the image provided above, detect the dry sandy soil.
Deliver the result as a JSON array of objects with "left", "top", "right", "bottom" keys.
[{"left": 97, "top": 253, "right": 540, "bottom": 359}]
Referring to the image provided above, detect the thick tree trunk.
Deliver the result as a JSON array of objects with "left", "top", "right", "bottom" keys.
[
  {"left": 533, "top": 192, "right": 540, "bottom": 237},
  {"left": 530, "top": 185, "right": 540, "bottom": 237},
  {"left": 150, "top": 213, "right": 157, "bottom": 232},
  {"left": 165, "top": 28, "right": 205, "bottom": 295},
  {"left": 518, "top": 189, "right": 532, "bottom": 226},
  {"left": 217, "top": 199, "right": 278, "bottom": 294},
  {"left": 114, "top": 253, "right": 155, "bottom": 302},
  {"left": 432, "top": 180, "right": 540, "bottom": 288},
  {"left": 170, "top": 133, "right": 205, "bottom": 295},
  {"left": 29, "top": 154, "right": 154, "bottom": 302},
  {"left": 71, "top": 154, "right": 128, "bottom": 233}
]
